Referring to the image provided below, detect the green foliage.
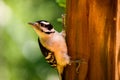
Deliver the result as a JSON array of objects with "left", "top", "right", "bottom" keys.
[
  {"left": 56, "top": 0, "right": 66, "bottom": 8},
  {"left": 55, "top": 0, "right": 66, "bottom": 23},
  {"left": 0, "top": 0, "right": 66, "bottom": 80}
]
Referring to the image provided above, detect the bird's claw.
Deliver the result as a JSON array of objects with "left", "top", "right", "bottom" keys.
[{"left": 70, "top": 59, "right": 87, "bottom": 73}]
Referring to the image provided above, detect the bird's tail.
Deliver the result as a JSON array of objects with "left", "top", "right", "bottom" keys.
[{"left": 57, "top": 65, "right": 64, "bottom": 80}]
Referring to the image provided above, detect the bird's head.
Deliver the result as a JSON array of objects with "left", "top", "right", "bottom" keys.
[{"left": 28, "top": 20, "right": 55, "bottom": 38}]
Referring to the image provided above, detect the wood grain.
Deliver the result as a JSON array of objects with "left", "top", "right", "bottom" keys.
[
  {"left": 63, "top": 0, "right": 119, "bottom": 80},
  {"left": 116, "top": 0, "right": 120, "bottom": 80}
]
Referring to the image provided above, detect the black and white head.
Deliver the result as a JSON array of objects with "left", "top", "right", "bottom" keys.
[{"left": 28, "top": 20, "right": 55, "bottom": 37}]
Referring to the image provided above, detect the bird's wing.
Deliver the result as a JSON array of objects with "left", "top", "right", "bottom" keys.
[{"left": 38, "top": 38, "right": 57, "bottom": 67}]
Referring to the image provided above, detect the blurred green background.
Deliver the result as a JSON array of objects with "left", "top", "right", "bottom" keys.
[{"left": 0, "top": 0, "right": 65, "bottom": 80}]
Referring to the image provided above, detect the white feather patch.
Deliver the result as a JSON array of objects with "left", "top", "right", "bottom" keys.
[{"left": 41, "top": 21, "right": 50, "bottom": 25}]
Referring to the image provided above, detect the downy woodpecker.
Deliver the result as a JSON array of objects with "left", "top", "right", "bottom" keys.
[{"left": 28, "top": 20, "right": 70, "bottom": 80}]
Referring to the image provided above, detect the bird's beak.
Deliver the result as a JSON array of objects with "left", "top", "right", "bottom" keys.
[
  {"left": 28, "top": 22, "right": 40, "bottom": 30},
  {"left": 28, "top": 22, "right": 35, "bottom": 26},
  {"left": 28, "top": 22, "right": 39, "bottom": 28}
]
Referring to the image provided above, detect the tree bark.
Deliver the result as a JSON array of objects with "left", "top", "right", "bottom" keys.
[
  {"left": 116, "top": 0, "right": 120, "bottom": 80},
  {"left": 63, "top": 0, "right": 119, "bottom": 80}
]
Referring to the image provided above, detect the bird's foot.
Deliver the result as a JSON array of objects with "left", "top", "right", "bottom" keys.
[{"left": 70, "top": 59, "right": 87, "bottom": 73}]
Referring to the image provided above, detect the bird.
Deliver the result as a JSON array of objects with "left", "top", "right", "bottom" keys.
[{"left": 28, "top": 20, "right": 70, "bottom": 80}]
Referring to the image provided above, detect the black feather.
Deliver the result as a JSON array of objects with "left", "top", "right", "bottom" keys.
[
  {"left": 36, "top": 20, "right": 53, "bottom": 30},
  {"left": 38, "top": 38, "right": 57, "bottom": 67}
]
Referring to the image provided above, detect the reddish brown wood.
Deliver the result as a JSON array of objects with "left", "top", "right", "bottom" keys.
[
  {"left": 88, "top": 0, "right": 117, "bottom": 80},
  {"left": 63, "top": 0, "right": 119, "bottom": 80},
  {"left": 63, "top": 0, "right": 89, "bottom": 80},
  {"left": 116, "top": 0, "right": 120, "bottom": 80}
]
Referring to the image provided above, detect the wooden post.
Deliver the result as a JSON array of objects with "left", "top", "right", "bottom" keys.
[
  {"left": 116, "top": 0, "right": 120, "bottom": 80},
  {"left": 63, "top": 0, "right": 119, "bottom": 80},
  {"left": 63, "top": 0, "right": 89, "bottom": 80}
]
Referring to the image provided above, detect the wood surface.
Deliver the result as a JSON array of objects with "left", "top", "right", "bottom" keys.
[{"left": 63, "top": 0, "right": 120, "bottom": 80}]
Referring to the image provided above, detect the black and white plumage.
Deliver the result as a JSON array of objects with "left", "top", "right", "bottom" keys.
[
  {"left": 38, "top": 38, "right": 57, "bottom": 67},
  {"left": 28, "top": 20, "right": 70, "bottom": 80}
]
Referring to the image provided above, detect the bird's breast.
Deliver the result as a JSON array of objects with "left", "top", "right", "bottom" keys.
[{"left": 40, "top": 33, "right": 67, "bottom": 52}]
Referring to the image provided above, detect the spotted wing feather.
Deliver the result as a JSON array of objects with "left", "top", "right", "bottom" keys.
[{"left": 38, "top": 38, "right": 57, "bottom": 67}]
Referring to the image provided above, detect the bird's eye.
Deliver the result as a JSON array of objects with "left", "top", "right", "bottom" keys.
[
  {"left": 45, "top": 24, "right": 53, "bottom": 30},
  {"left": 40, "top": 23, "right": 44, "bottom": 26}
]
